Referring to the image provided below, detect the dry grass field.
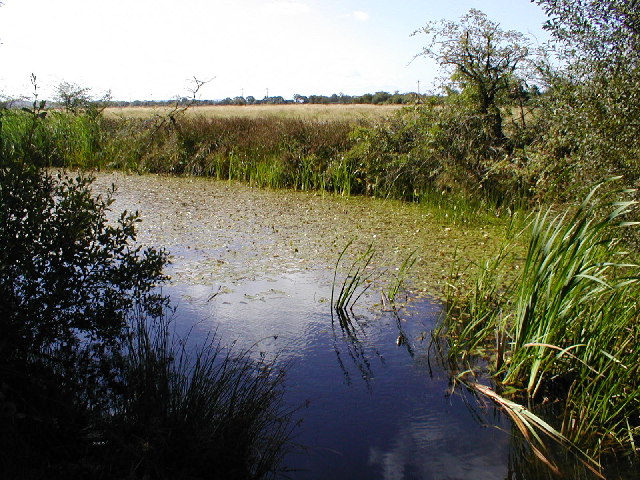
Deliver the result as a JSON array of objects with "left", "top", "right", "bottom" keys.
[{"left": 103, "top": 103, "right": 403, "bottom": 121}]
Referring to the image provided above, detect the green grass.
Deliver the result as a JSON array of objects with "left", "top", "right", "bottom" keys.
[
  {"left": 441, "top": 179, "right": 640, "bottom": 461},
  {"left": 331, "top": 241, "right": 377, "bottom": 313}
]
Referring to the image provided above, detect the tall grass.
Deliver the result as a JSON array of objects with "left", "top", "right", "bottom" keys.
[
  {"left": 441, "top": 180, "right": 640, "bottom": 459},
  {"left": 1, "top": 106, "right": 524, "bottom": 217},
  {"left": 331, "top": 241, "right": 377, "bottom": 313},
  {"left": 101, "top": 313, "right": 296, "bottom": 480},
  {"left": 0, "top": 109, "right": 103, "bottom": 167},
  {"left": 0, "top": 309, "right": 295, "bottom": 479}
]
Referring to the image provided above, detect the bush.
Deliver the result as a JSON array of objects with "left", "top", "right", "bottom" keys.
[
  {"left": 0, "top": 161, "right": 294, "bottom": 479},
  {"left": 343, "top": 97, "right": 542, "bottom": 206},
  {"left": 0, "top": 161, "right": 168, "bottom": 475}
]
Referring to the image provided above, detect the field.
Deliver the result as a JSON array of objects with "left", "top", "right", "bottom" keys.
[{"left": 103, "top": 103, "right": 403, "bottom": 121}]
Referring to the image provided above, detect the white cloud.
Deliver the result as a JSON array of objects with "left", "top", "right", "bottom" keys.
[{"left": 352, "top": 10, "right": 370, "bottom": 22}]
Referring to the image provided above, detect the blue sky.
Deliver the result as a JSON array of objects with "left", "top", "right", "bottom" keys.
[{"left": 0, "top": 0, "right": 551, "bottom": 101}]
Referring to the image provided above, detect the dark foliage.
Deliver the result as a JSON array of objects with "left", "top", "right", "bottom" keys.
[
  {"left": 0, "top": 161, "right": 168, "bottom": 477},
  {"left": 0, "top": 161, "right": 294, "bottom": 479}
]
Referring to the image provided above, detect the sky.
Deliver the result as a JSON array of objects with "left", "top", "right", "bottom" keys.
[{"left": 0, "top": 0, "right": 551, "bottom": 101}]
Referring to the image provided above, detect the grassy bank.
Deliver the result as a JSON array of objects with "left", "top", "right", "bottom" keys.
[{"left": 0, "top": 102, "right": 537, "bottom": 210}]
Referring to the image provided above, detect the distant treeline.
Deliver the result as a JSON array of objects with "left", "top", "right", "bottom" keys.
[{"left": 109, "top": 91, "right": 431, "bottom": 107}]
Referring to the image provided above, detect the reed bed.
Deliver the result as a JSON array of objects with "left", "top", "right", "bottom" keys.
[
  {"left": 104, "top": 104, "right": 403, "bottom": 122},
  {"left": 102, "top": 313, "right": 296, "bottom": 480},
  {"left": 441, "top": 180, "right": 640, "bottom": 461},
  {"left": 0, "top": 107, "right": 526, "bottom": 216}
]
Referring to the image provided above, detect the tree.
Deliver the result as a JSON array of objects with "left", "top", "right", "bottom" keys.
[
  {"left": 55, "top": 81, "right": 92, "bottom": 112},
  {"left": 413, "top": 9, "right": 533, "bottom": 143},
  {"left": 54, "top": 80, "right": 112, "bottom": 118},
  {"left": 535, "top": 0, "right": 640, "bottom": 68},
  {"left": 0, "top": 162, "right": 168, "bottom": 402},
  {"left": 372, "top": 91, "right": 391, "bottom": 104},
  {"left": 533, "top": 0, "right": 640, "bottom": 192}
]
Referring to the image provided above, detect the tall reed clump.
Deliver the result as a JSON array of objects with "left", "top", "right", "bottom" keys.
[
  {"left": 441, "top": 179, "right": 640, "bottom": 459},
  {"left": 100, "top": 313, "right": 295, "bottom": 480},
  {"left": 0, "top": 108, "right": 104, "bottom": 167}
]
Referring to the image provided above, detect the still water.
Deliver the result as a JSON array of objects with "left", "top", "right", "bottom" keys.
[
  {"left": 91, "top": 172, "right": 609, "bottom": 479},
  {"left": 165, "top": 274, "right": 511, "bottom": 480}
]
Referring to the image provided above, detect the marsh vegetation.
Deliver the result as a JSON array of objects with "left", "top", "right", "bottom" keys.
[{"left": 1, "top": 0, "right": 639, "bottom": 478}]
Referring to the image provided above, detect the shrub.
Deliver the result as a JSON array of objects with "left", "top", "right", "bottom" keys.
[
  {"left": 0, "top": 161, "right": 294, "bottom": 478},
  {"left": 0, "top": 160, "right": 168, "bottom": 475}
]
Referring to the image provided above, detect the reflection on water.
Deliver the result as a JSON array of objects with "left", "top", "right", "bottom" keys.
[
  {"left": 90, "top": 173, "right": 615, "bottom": 479},
  {"left": 164, "top": 272, "right": 513, "bottom": 480}
]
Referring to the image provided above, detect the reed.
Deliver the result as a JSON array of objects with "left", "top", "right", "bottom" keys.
[
  {"left": 0, "top": 109, "right": 103, "bottom": 167},
  {"left": 387, "top": 250, "right": 417, "bottom": 303},
  {"left": 331, "top": 241, "right": 377, "bottom": 313},
  {"left": 101, "top": 312, "right": 296, "bottom": 480},
  {"left": 1, "top": 107, "right": 521, "bottom": 218},
  {"left": 442, "top": 179, "right": 640, "bottom": 459}
]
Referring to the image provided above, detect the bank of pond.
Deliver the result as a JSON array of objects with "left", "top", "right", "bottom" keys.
[{"left": 1, "top": 110, "right": 638, "bottom": 477}]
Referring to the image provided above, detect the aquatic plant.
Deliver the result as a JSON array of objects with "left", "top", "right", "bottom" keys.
[
  {"left": 331, "top": 241, "right": 377, "bottom": 313},
  {"left": 441, "top": 179, "right": 640, "bottom": 460},
  {"left": 101, "top": 312, "right": 296, "bottom": 480},
  {"left": 387, "top": 250, "right": 417, "bottom": 304}
]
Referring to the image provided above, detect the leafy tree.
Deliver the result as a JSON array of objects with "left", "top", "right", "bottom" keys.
[
  {"left": 54, "top": 81, "right": 112, "bottom": 116},
  {"left": 55, "top": 81, "right": 92, "bottom": 112},
  {"left": 358, "top": 93, "right": 373, "bottom": 104},
  {"left": 0, "top": 162, "right": 168, "bottom": 426},
  {"left": 533, "top": 0, "right": 640, "bottom": 193},
  {"left": 413, "top": 9, "right": 533, "bottom": 143},
  {"left": 372, "top": 91, "right": 391, "bottom": 104},
  {"left": 535, "top": 0, "right": 640, "bottom": 66}
]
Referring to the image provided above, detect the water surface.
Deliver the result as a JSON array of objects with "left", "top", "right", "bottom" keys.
[{"left": 90, "top": 172, "right": 606, "bottom": 479}]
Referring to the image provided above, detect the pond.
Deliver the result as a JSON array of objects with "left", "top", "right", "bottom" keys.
[{"left": 91, "top": 172, "right": 608, "bottom": 479}]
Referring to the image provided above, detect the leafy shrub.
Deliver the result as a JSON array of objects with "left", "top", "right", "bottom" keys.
[
  {"left": 0, "top": 161, "right": 168, "bottom": 475},
  {"left": 0, "top": 161, "right": 294, "bottom": 479}
]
